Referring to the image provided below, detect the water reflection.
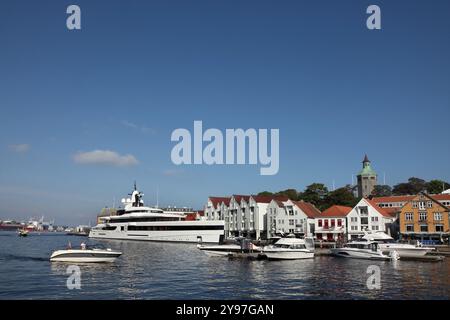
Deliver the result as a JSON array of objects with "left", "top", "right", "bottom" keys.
[{"left": 0, "top": 232, "right": 449, "bottom": 300}]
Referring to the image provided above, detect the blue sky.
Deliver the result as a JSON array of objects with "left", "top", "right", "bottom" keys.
[{"left": 1, "top": 0, "right": 449, "bottom": 225}]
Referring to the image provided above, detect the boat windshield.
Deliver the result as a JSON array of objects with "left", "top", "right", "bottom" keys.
[
  {"left": 347, "top": 243, "right": 378, "bottom": 251},
  {"left": 275, "top": 244, "right": 306, "bottom": 249}
]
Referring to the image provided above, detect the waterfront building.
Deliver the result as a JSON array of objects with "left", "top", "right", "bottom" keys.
[
  {"left": 205, "top": 197, "right": 230, "bottom": 235},
  {"left": 357, "top": 155, "right": 378, "bottom": 198},
  {"left": 292, "top": 201, "right": 321, "bottom": 237},
  {"left": 371, "top": 194, "right": 450, "bottom": 209},
  {"left": 205, "top": 197, "right": 230, "bottom": 221},
  {"left": 266, "top": 199, "right": 320, "bottom": 238},
  {"left": 206, "top": 194, "right": 290, "bottom": 240},
  {"left": 227, "top": 195, "right": 251, "bottom": 238},
  {"left": 398, "top": 193, "right": 450, "bottom": 242},
  {"left": 315, "top": 205, "right": 352, "bottom": 241},
  {"left": 346, "top": 198, "right": 395, "bottom": 240}
]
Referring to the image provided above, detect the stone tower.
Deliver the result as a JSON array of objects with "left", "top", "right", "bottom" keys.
[{"left": 357, "top": 154, "right": 378, "bottom": 198}]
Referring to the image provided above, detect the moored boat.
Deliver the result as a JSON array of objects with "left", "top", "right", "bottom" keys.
[
  {"left": 361, "top": 231, "right": 435, "bottom": 258},
  {"left": 262, "top": 237, "right": 315, "bottom": 260},
  {"left": 89, "top": 184, "right": 225, "bottom": 243},
  {"left": 197, "top": 237, "right": 261, "bottom": 257},
  {"left": 331, "top": 240, "right": 391, "bottom": 260}
]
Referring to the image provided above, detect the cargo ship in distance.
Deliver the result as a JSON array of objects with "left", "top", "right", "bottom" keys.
[{"left": 89, "top": 184, "right": 225, "bottom": 243}]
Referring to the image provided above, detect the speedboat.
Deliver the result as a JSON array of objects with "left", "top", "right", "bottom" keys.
[
  {"left": 197, "top": 237, "right": 261, "bottom": 257},
  {"left": 331, "top": 240, "right": 391, "bottom": 260},
  {"left": 361, "top": 231, "right": 434, "bottom": 258},
  {"left": 18, "top": 229, "right": 29, "bottom": 237},
  {"left": 262, "top": 237, "right": 315, "bottom": 260},
  {"left": 50, "top": 247, "right": 122, "bottom": 263}
]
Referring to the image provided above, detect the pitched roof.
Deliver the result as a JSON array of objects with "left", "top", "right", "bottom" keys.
[
  {"left": 233, "top": 195, "right": 251, "bottom": 203},
  {"left": 371, "top": 195, "right": 414, "bottom": 203},
  {"left": 321, "top": 205, "right": 352, "bottom": 217},
  {"left": 371, "top": 194, "right": 450, "bottom": 203},
  {"left": 252, "top": 195, "right": 289, "bottom": 203},
  {"left": 209, "top": 197, "right": 230, "bottom": 208},
  {"left": 293, "top": 201, "right": 321, "bottom": 218},
  {"left": 381, "top": 207, "right": 401, "bottom": 217},
  {"left": 364, "top": 198, "right": 393, "bottom": 217}
]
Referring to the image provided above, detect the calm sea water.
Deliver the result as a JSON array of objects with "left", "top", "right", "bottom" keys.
[{"left": 0, "top": 232, "right": 449, "bottom": 300}]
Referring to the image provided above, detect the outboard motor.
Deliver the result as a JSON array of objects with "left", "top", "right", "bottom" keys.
[
  {"left": 197, "top": 236, "right": 203, "bottom": 248},
  {"left": 304, "top": 237, "right": 315, "bottom": 251}
]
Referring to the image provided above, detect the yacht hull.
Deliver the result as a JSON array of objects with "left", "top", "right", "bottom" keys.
[
  {"left": 50, "top": 250, "right": 122, "bottom": 263},
  {"left": 89, "top": 228, "right": 224, "bottom": 244},
  {"left": 263, "top": 251, "right": 314, "bottom": 260},
  {"left": 379, "top": 246, "right": 434, "bottom": 258},
  {"left": 330, "top": 248, "right": 390, "bottom": 260}
]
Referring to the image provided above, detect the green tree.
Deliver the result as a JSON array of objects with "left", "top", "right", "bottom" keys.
[
  {"left": 298, "top": 183, "right": 329, "bottom": 207},
  {"left": 393, "top": 177, "right": 426, "bottom": 195},
  {"left": 257, "top": 191, "right": 273, "bottom": 197},
  {"left": 426, "top": 180, "right": 450, "bottom": 194},
  {"left": 322, "top": 185, "right": 358, "bottom": 210},
  {"left": 275, "top": 189, "right": 300, "bottom": 200},
  {"left": 371, "top": 185, "right": 393, "bottom": 197}
]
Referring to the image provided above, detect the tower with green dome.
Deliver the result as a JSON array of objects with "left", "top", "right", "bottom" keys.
[{"left": 357, "top": 154, "right": 378, "bottom": 198}]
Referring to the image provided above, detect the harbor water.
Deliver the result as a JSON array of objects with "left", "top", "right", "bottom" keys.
[{"left": 0, "top": 232, "right": 449, "bottom": 300}]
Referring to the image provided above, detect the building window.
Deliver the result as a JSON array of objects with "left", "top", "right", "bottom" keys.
[
  {"left": 427, "top": 201, "right": 433, "bottom": 208},
  {"left": 405, "top": 213, "right": 413, "bottom": 221},
  {"left": 418, "top": 202, "right": 426, "bottom": 210},
  {"left": 371, "top": 216, "right": 379, "bottom": 222},
  {"left": 318, "top": 219, "right": 322, "bottom": 227},
  {"left": 412, "top": 202, "right": 418, "bottom": 208},
  {"left": 436, "top": 225, "right": 444, "bottom": 232},
  {"left": 372, "top": 225, "right": 379, "bottom": 231},
  {"left": 419, "top": 212, "right": 427, "bottom": 221},
  {"left": 434, "top": 212, "right": 442, "bottom": 221},
  {"left": 289, "top": 219, "right": 295, "bottom": 226},
  {"left": 331, "top": 219, "right": 335, "bottom": 227},
  {"left": 337, "top": 219, "right": 342, "bottom": 227},
  {"left": 406, "top": 224, "right": 414, "bottom": 232},
  {"left": 420, "top": 225, "right": 428, "bottom": 232}
]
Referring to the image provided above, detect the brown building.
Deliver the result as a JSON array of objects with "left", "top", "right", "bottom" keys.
[{"left": 399, "top": 193, "right": 449, "bottom": 243}]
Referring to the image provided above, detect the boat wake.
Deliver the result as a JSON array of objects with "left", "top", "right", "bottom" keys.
[{"left": 0, "top": 253, "right": 48, "bottom": 262}]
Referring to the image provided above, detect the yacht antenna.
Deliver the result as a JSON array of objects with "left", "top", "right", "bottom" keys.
[{"left": 156, "top": 186, "right": 159, "bottom": 208}]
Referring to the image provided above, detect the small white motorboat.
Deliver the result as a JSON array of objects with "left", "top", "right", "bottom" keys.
[
  {"left": 262, "top": 237, "right": 315, "bottom": 260},
  {"left": 361, "top": 231, "right": 435, "bottom": 258},
  {"left": 197, "top": 237, "right": 261, "bottom": 257},
  {"left": 331, "top": 240, "right": 391, "bottom": 260},
  {"left": 50, "top": 244, "right": 122, "bottom": 263}
]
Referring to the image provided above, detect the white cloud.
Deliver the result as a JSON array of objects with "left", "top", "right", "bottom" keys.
[
  {"left": 73, "top": 150, "right": 139, "bottom": 167},
  {"left": 9, "top": 144, "right": 30, "bottom": 153},
  {"left": 121, "top": 120, "right": 156, "bottom": 134}
]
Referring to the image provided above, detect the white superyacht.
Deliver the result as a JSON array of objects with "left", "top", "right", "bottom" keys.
[{"left": 89, "top": 185, "right": 225, "bottom": 243}]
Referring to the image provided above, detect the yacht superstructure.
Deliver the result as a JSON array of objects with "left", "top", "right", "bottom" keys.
[{"left": 89, "top": 184, "right": 225, "bottom": 243}]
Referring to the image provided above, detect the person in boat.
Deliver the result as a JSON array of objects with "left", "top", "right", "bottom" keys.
[
  {"left": 67, "top": 241, "right": 72, "bottom": 249},
  {"left": 80, "top": 242, "right": 87, "bottom": 250}
]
